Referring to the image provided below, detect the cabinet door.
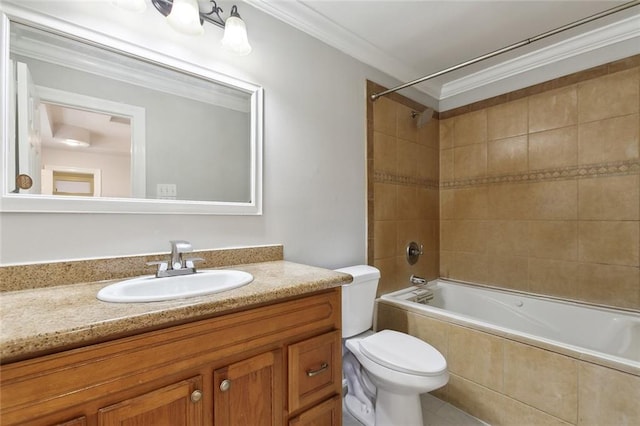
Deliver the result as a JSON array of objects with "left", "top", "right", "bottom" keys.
[
  {"left": 288, "top": 331, "right": 341, "bottom": 413},
  {"left": 97, "top": 376, "right": 203, "bottom": 426},
  {"left": 213, "top": 350, "right": 283, "bottom": 426},
  {"left": 288, "top": 395, "right": 342, "bottom": 426}
]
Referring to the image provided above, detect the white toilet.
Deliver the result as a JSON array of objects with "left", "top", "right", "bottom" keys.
[{"left": 337, "top": 265, "right": 448, "bottom": 426}]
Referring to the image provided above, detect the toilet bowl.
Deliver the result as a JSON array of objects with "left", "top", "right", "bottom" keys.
[{"left": 337, "top": 265, "right": 449, "bottom": 426}]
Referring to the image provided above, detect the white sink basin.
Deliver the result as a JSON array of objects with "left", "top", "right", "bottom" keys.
[{"left": 97, "top": 270, "right": 253, "bottom": 303}]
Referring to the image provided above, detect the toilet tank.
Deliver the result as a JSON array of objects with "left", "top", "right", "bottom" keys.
[{"left": 335, "top": 265, "right": 380, "bottom": 338}]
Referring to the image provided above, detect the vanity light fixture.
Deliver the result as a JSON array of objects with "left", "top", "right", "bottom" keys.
[{"left": 151, "top": 0, "right": 252, "bottom": 55}]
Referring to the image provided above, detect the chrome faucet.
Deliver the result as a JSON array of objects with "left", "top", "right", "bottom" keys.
[{"left": 148, "top": 240, "right": 203, "bottom": 278}]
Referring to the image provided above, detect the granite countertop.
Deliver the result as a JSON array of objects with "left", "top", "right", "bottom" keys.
[{"left": 0, "top": 260, "right": 351, "bottom": 363}]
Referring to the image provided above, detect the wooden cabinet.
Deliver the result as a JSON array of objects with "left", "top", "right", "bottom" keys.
[
  {"left": 213, "top": 350, "right": 283, "bottom": 426},
  {"left": 0, "top": 289, "right": 341, "bottom": 426},
  {"left": 98, "top": 376, "right": 203, "bottom": 426},
  {"left": 289, "top": 395, "right": 342, "bottom": 426}
]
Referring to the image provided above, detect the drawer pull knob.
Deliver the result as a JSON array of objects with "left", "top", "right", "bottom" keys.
[
  {"left": 190, "top": 390, "right": 202, "bottom": 403},
  {"left": 219, "top": 379, "right": 231, "bottom": 392},
  {"left": 306, "top": 362, "right": 329, "bottom": 377}
]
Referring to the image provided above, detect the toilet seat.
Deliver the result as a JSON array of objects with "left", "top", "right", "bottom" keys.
[{"left": 358, "top": 330, "right": 446, "bottom": 377}]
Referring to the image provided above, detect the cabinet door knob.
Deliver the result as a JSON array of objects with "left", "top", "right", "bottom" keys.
[
  {"left": 219, "top": 379, "right": 231, "bottom": 392},
  {"left": 190, "top": 390, "right": 203, "bottom": 403},
  {"left": 306, "top": 362, "right": 329, "bottom": 377}
]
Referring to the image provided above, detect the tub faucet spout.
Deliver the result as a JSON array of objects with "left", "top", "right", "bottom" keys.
[{"left": 410, "top": 275, "right": 427, "bottom": 286}]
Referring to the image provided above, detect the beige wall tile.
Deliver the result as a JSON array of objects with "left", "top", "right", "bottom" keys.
[
  {"left": 528, "top": 221, "right": 578, "bottom": 261},
  {"left": 373, "top": 96, "right": 397, "bottom": 136},
  {"left": 417, "top": 187, "right": 439, "bottom": 220},
  {"left": 440, "top": 189, "right": 455, "bottom": 220},
  {"left": 487, "top": 135, "right": 529, "bottom": 175},
  {"left": 373, "top": 256, "right": 400, "bottom": 296},
  {"left": 578, "top": 362, "right": 640, "bottom": 425},
  {"left": 453, "top": 186, "right": 489, "bottom": 219},
  {"left": 374, "top": 220, "right": 397, "bottom": 259},
  {"left": 440, "top": 220, "right": 455, "bottom": 251},
  {"left": 578, "top": 114, "right": 639, "bottom": 164},
  {"left": 488, "top": 98, "right": 528, "bottom": 140},
  {"left": 454, "top": 109, "right": 487, "bottom": 146},
  {"left": 488, "top": 183, "right": 532, "bottom": 220},
  {"left": 448, "top": 325, "right": 504, "bottom": 392},
  {"left": 398, "top": 104, "right": 418, "bottom": 142},
  {"left": 440, "top": 148, "right": 454, "bottom": 181},
  {"left": 578, "top": 221, "right": 639, "bottom": 267},
  {"left": 440, "top": 118, "right": 454, "bottom": 150},
  {"left": 504, "top": 341, "right": 578, "bottom": 423},
  {"left": 373, "top": 183, "right": 397, "bottom": 220},
  {"left": 578, "top": 263, "right": 640, "bottom": 309},
  {"left": 448, "top": 374, "right": 571, "bottom": 426},
  {"left": 452, "top": 220, "right": 489, "bottom": 254},
  {"left": 447, "top": 374, "right": 503, "bottom": 426},
  {"left": 529, "top": 126, "right": 578, "bottom": 170},
  {"left": 397, "top": 185, "right": 419, "bottom": 220},
  {"left": 397, "top": 220, "right": 420, "bottom": 256},
  {"left": 528, "top": 180, "right": 578, "bottom": 220},
  {"left": 528, "top": 258, "right": 579, "bottom": 300},
  {"left": 454, "top": 143, "right": 487, "bottom": 179},
  {"left": 397, "top": 139, "right": 418, "bottom": 177},
  {"left": 373, "top": 131, "right": 397, "bottom": 174},
  {"left": 439, "top": 250, "right": 455, "bottom": 278},
  {"left": 406, "top": 312, "right": 450, "bottom": 357},
  {"left": 375, "top": 302, "right": 409, "bottom": 333},
  {"left": 486, "top": 220, "right": 529, "bottom": 256},
  {"left": 419, "top": 146, "right": 439, "bottom": 181},
  {"left": 418, "top": 117, "right": 439, "bottom": 149},
  {"left": 487, "top": 255, "right": 529, "bottom": 291},
  {"left": 578, "top": 175, "right": 639, "bottom": 220},
  {"left": 578, "top": 67, "right": 640, "bottom": 123},
  {"left": 529, "top": 85, "right": 578, "bottom": 133},
  {"left": 453, "top": 252, "right": 489, "bottom": 283}
]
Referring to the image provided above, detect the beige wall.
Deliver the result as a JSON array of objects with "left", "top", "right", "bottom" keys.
[
  {"left": 439, "top": 61, "right": 640, "bottom": 310},
  {"left": 367, "top": 82, "right": 440, "bottom": 296}
]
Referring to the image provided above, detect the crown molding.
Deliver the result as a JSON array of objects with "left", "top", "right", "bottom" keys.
[
  {"left": 246, "top": 0, "right": 639, "bottom": 106},
  {"left": 244, "top": 0, "right": 441, "bottom": 99},
  {"left": 440, "top": 13, "right": 640, "bottom": 100}
]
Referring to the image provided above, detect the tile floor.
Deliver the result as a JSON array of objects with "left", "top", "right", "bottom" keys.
[{"left": 342, "top": 393, "right": 488, "bottom": 426}]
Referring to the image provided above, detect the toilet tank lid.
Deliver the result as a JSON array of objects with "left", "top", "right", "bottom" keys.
[{"left": 334, "top": 265, "right": 380, "bottom": 281}]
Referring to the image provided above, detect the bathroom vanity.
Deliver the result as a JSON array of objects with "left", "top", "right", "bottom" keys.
[{"left": 0, "top": 258, "right": 348, "bottom": 426}]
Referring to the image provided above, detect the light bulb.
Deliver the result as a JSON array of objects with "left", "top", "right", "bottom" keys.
[
  {"left": 221, "top": 12, "right": 251, "bottom": 56},
  {"left": 167, "top": 0, "right": 204, "bottom": 36}
]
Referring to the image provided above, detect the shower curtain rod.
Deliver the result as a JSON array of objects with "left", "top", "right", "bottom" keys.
[{"left": 371, "top": 0, "right": 640, "bottom": 101}]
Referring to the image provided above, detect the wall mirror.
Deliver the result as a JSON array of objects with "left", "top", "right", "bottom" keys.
[{"left": 0, "top": 10, "right": 263, "bottom": 214}]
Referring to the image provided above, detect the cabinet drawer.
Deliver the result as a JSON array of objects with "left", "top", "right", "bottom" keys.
[{"left": 288, "top": 330, "right": 341, "bottom": 413}]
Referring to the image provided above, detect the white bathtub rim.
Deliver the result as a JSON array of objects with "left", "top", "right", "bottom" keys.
[{"left": 379, "top": 283, "right": 640, "bottom": 377}]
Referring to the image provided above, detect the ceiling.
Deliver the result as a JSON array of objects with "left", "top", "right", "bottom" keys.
[{"left": 246, "top": 0, "right": 640, "bottom": 110}]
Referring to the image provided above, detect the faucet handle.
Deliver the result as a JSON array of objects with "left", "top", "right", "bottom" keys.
[
  {"left": 184, "top": 257, "right": 204, "bottom": 268},
  {"left": 146, "top": 261, "right": 168, "bottom": 273}
]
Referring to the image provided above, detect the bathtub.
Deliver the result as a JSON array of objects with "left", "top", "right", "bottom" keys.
[{"left": 380, "top": 279, "right": 640, "bottom": 373}]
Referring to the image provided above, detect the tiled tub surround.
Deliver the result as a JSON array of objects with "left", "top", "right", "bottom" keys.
[
  {"left": 0, "top": 245, "right": 352, "bottom": 363},
  {"left": 367, "top": 81, "right": 440, "bottom": 296},
  {"left": 439, "top": 62, "right": 640, "bottom": 310},
  {"left": 376, "top": 298, "right": 640, "bottom": 425}
]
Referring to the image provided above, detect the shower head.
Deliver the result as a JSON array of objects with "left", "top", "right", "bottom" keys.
[{"left": 411, "top": 107, "right": 434, "bottom": 129}]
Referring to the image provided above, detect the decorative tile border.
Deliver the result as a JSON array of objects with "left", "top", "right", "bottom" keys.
[
  {"left": 441, "top": 160, "right": 640, "bottom": 189},
  {"left": 373, "top": 170, "right": 439, "bottom": 189}
]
